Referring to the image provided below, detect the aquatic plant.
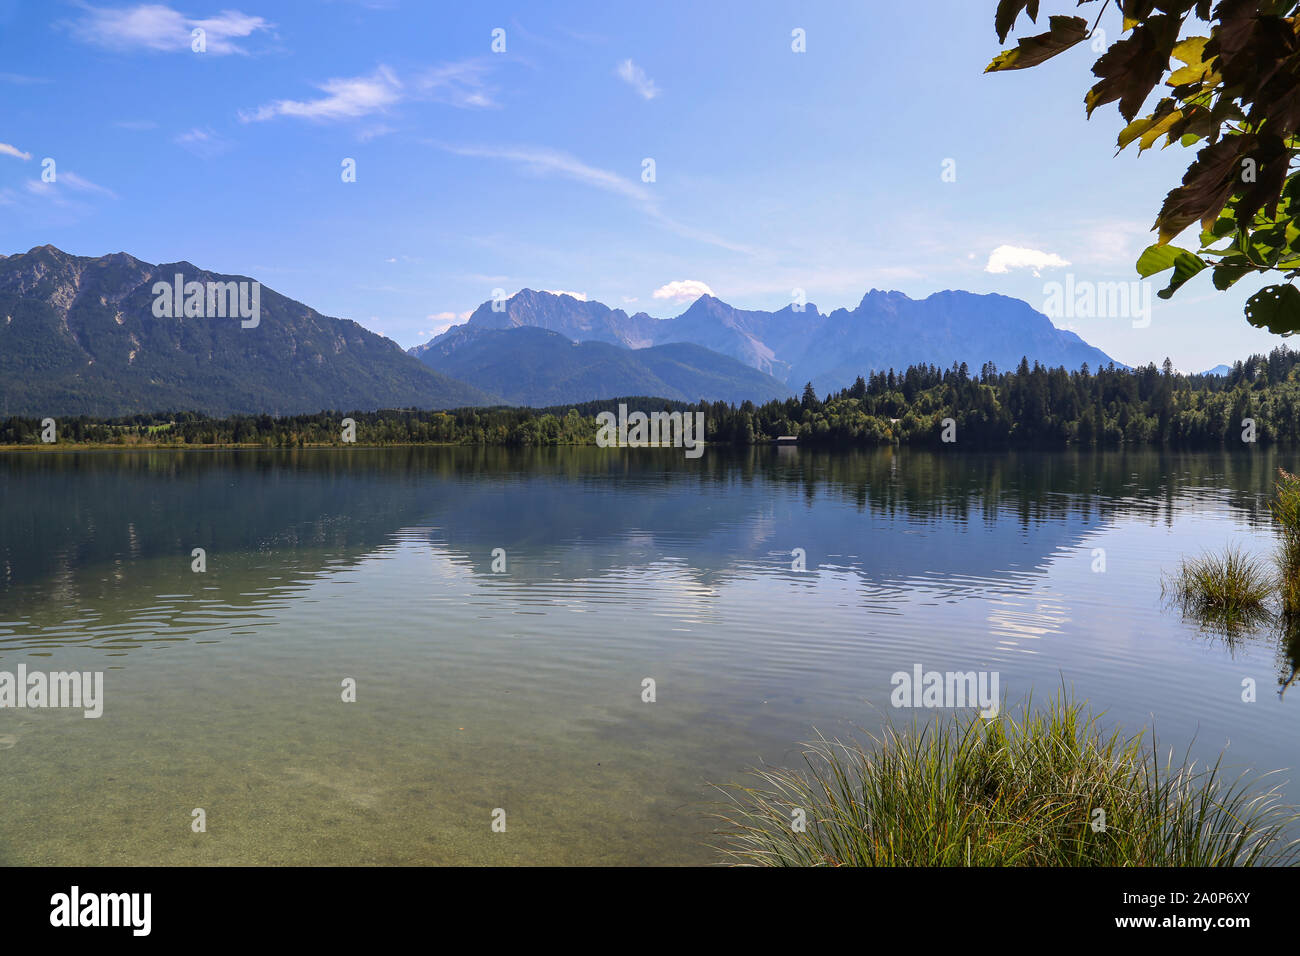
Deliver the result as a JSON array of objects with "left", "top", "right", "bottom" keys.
[
  {"left": 714, "top": 695, "right": 1299, "bottom": 867},
  {"left": 1272, "top": 469, "right": 1300, "bottom": 617},
  {"left": 1163, "top": 546, "right": 1276, "bottom": 637}
]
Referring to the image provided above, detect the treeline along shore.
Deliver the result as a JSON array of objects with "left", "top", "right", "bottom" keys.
[{"left": 6, "top": 349, "right": 1300, "bottom": 449}]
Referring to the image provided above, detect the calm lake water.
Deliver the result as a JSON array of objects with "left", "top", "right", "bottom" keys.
[{"left": 0, "top": 445, "right": 1297, "bottom": 865}]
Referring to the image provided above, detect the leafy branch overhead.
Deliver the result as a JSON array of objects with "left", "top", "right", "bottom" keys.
[{"left": 987, "top": 0, "right": 1300, "bottom": 334}]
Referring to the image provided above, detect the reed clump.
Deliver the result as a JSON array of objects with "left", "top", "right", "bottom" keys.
[
  {"left": 1163, "top": 546, "right": 1275, "bottom": 635},
  {"left": 1272, "top": 469, "right": 1300, "bottom": 616},
  {"left": 714, "top": 695, "right": 1299, "bottom": 867}
]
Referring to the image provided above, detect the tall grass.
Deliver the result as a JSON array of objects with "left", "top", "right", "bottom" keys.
[
  {"left": 714, "top": 696, "right": 1299, "bottom": 866},
  {"left": 1273, "top": 469, "right": 1300, "bottom": 617},
  {"left": 1162, "top": 546, "right": 1275, "bottom": 636}
]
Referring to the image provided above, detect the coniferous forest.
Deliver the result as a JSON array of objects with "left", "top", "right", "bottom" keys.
[{"left": 4, "top": 347, "right": 1299, "bottom": 450}]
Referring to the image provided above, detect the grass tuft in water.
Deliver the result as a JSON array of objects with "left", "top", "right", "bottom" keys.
[
  {"left": 1273, "top": 469, "right": 1300, "bottom": 617},
  {"left": 1162, "top": 545, "right": 1275, "bottom": 635},
  {"left": 713, "top": 695, "right": 1299, "bottom": 867}
]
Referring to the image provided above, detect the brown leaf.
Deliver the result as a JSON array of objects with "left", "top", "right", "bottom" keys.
[
  {"left": 1155, "top": 138, "right": 1247, "bottom": 242},
  {"left": 1087, "top": 15, "right": 1183, "bottom": 121},
  {"left": 986, "top": 15, "right": 1088, "bottom": 72}
]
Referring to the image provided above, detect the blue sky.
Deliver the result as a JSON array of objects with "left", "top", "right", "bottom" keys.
[{"left": 0, "top": 0, "right": 1286, "bottom": 371}]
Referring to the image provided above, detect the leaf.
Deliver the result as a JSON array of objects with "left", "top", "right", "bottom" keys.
[
  {"left": 1244, "top": 284, "right": 1300, "bottom": 335},
  {"left": 1154, "top": 138, "right": 1243, "bottom": 243},
  {"left": 1212, "top": 262, "right": 1255, "bottom": 290},
  {"left": 1086, "top": 15, "right": 1183, "bottom": 120},
  {"left": 986, "top": 16, "right": 1088, "bottom": 72},
  {"left": 1136, "top": 243, "right": 1187, "bottom": 276},
  {"left": 1157, "top": 249, "right": 1209, "bottom": 298},
  {"left": 995, "top": 0, "right": 1040, "bottom": 44},
  {"left": 1138, "top": 107, "right": 1184, "bottom": 152},
  {"left": 1198, "top": 214, "right": 1237, "bottom": 247},
  {"left": 1167, "top": 36, "right": 1212, "bottom": 86},
  {"left": 1118, "top": 117, "right": 1155, "bottom": 150}
]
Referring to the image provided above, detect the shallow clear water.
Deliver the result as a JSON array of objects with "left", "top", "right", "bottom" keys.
[{"left": 0, "top": 445, "right": 1297, "bottom": 864}]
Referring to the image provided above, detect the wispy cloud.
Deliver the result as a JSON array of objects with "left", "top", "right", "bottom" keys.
[
  {"left": 985, "top": 244, "right": 1070, "bottom": 277},
  {"left": 414, "top": 60, "right": 499, "bottom": 109},
  {"left": 0, "top": 73, "right": 50, "bottom": 85},
  {"left": 543, "top": 289, "right": 587, "bottom": 300},
  {"left": 357, "top": 123, "right": 396, "bottom": 142},
  {"left": 653, "top": 279, "right": 713, "bottom": 302},
  {"left": 175, "top": 126, "right": 232, "bottom": 157},
  {"left": 64, "top": 3, "right": 272, "bottom": 55},
  {"left": 242, "top": 60, "right": 499, "bottom": 124},
  {"left": 241, "top": 65, "right": 402, "bottom": 122},
  {"left": 439, "top": 144, "right": 651, "bottom": 202},
  {"left": 616, "top": 59, "right": 659, "bottom": 100},
  {"left": 0, "top": 142, "right": 32, "bottom": 161},
  {"left": 420, "top": 309, "right": 472, "bottom": 336},
  {"left": 26, "top": 170, "right": 117, "bottom": 201},
  {"left": 437, "top": 143, "right": 757, "bottom": 255}
]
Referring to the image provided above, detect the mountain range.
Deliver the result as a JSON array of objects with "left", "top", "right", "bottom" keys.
[
  {"left": 413, "top": 325, "right": 790, "bottom": 406},
  {"left": 412, "top": 287, "right": 1121, "bottom": 394},
  {"left": 0, "top": 246, "right": 491, "bottom": 417},
  {"left": 1, "top": 246, "right": 1128, "bottom": 418}
]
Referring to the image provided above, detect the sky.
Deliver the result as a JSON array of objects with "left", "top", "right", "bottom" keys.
[{"left": 0, "top": 0, "right": 1287, "bottom": 372}]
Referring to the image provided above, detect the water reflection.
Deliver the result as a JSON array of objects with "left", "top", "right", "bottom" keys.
[
  {"left": 0, "top": 446, "right": 1293, "bottom": 658},
  {"left": 1, "top": 446, "right": 1298, "bottom": 864}
]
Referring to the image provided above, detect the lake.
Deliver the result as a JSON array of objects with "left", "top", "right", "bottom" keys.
[{"left": 0, "top": 445, "right": 1297, "bottom": 865}]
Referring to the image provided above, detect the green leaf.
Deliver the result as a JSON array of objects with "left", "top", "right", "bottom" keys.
[
  {"left": 1136, "top": 243, "right": 1191, "bottom": 277},
  {"left": 1244, "top": 284, "right": 1300, "bottom": 335},
  {"left": 1211, "top": 262, "right": 1254, "bottom": 290},
  {"left": 1157, "top": 249, "right": 1209, "bottom": 298}
]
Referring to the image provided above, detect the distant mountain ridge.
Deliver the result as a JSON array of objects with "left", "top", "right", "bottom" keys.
[
  {"left": 415, "top": 287, "right": 1123, "bottom": 392},
  {"left": 0, "top": 246, "right": 494, "bottom": 417},
  {"left": 416, "top": 325, "right": 792, "bottom": 406}
]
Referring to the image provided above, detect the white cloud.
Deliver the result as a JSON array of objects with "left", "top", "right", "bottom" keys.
[
  {"left": 65, "top": 4, "right": 271, "bottom": 55},
  {"left": 414, "top": 60, "right": 498, "bottom": 109},
  {"left": 61, "top": 171, "right": 116, "bottom": 196},
  {"left": 544, "top": 289, "right": 587, "bottom": 300},
  {"left": 243, "top": 61, "right": 498, "bottom": 124},
  {"left": 241, "top": 66, "right": 402, "bottom": 122},
  {"left": 0, "top": 143, "right": 31, "bottom": 161},
  {"left": 985, "top": 244, "right": 1070, "bottom": 277},
  {"left": 26, "top": 170, "right": 116, "bottom": 200},
  {"left": 436, "top": 143, "right": 758, "bottom": 255},
  {"left": 616, "top": 59, "right": 659, "bottom": 100},
  {"left": 174, "top": 126, "right": 231, "bottom": 157},
  {"left": 653, "top": 280, "right": 714, "bottom": 302},
  {"left": 422, "top": 309, "right": 472, "bottom": 336},
  {"left": 441, "top": 144, "right": 650, "bottom": 203},
  {"left": 357, "top": 123, "right": 396, "bottom": 142},
  {"left": 438, "top": 143, "right": 757, "bottom": 255}
]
